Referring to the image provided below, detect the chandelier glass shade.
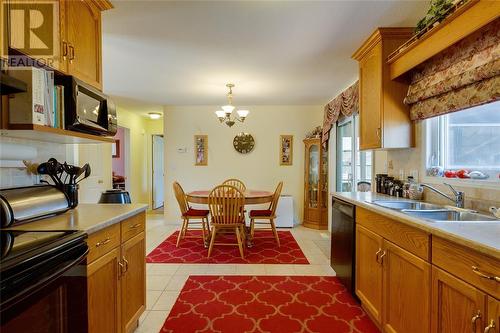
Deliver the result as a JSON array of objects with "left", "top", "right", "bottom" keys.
[{"left": 215, "top": 84, "right": 249, "bottom": 127}]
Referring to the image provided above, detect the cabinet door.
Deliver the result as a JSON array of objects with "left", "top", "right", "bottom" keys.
[
  {"left": 87, "top": 247, "right": 121, "bottom": 333},
  {"left": 4, "top": 0, "right": 66, "bottom": 71},
  {"left": 66, "top": 0, "right": 102, "bottom": 89},
  {"left": 485, "top": 297, "right": 499, "bottom": 333},
  {"left": 431, "top": 266, "right": 487, "bottom": 333},
  {"left": 121, "top": 231, "right": 146, "bottom": 333},
  {"left": 382, "top": 240, "right": 431, "bottom": 333},
  {"left": 359, "top": 42, "right": 382, "bottom": 150},
  {"left": 355, "top": 225, "right": 383, "bottom": 323}
]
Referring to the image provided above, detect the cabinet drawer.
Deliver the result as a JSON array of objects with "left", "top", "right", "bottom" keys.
[
  {"left": 121, "top": 212, "right": 145, "bottom": 242},
  {"left": 356, "top": 207, "right": 430, "bottom": 261},
  {"left": 87, "top": 223, "right": 121, "bottom": 263},
  {"left": 432, "top": 237, "right": 500, "bottom": 299}
]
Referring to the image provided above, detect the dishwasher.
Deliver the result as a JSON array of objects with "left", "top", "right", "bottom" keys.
[{"left": 330, "top": 198, "right": 356, "bottom": 296}]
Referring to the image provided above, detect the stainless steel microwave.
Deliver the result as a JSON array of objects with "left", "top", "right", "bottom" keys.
[{"left": 55, "top": 76, "right": 117, "bottom": 136}]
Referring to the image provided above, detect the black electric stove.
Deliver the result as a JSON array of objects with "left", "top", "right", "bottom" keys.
[{"left": 0, "top": 229, "right": 89, "bottom": 333}]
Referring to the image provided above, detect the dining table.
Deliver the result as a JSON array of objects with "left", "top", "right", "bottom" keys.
[{"left": 186, "top": 189, "right": 274, "bottom": 205}]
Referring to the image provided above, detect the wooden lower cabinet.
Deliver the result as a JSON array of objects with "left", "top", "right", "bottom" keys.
[
  {"left": 356, "top": 225, "right": 383, "bottom": 323},
  {"left": 121, "top": 232, "right": 146, "bottom": 333},
  {"left": 87, "top": 247, "right": 121, "bottom": 333},
  {"left": 382, "top": 240, "right": 431, "bottom": 333},
  {"left": 431, "top": 266, "right": 487, "bottom": 333},
  {"left": 486, "top": 297, "right": 500, "bottom": 333},
  {"left": 86, "top": 212, "right": 146, "bottom": 333}
]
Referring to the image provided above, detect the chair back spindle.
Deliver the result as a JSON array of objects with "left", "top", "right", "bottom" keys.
[
  {"left": 209, "top": 185, "right": 245, "bottom": 225},
  {"left": 269, "top": 181, "right": 283, "bottom": 216},
  {"left": 173, "top": 181, "right": 189, "bottom": 216},
  {"left": 222, "top": 178, "right": 246, "bottom": 192}
]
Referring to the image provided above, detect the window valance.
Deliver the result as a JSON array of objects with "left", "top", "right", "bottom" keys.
[
  {"left": 404, "top": 19, "right": 500, "bottom": 120},
  {"left": 322, "top": 80, "right": 359, "bottom": 144}
]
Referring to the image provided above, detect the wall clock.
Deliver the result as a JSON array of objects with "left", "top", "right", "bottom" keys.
[{"left": 233, "top": 132, "right": 255, "bottom": 154}]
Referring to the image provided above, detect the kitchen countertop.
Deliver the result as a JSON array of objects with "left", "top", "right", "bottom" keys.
[
  {"left": 2, "top": 203, "right": 148, "bottom": 235},
  {"left": 332, "top": 192, "right": 500, "bottom": 260}
]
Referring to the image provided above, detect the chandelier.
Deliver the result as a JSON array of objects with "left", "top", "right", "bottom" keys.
[{"left": 215, "top": 83, "right": 249, "bottom": 127}]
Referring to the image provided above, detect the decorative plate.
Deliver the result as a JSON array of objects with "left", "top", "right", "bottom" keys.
[{"left": 233, "top": 132, "right": 255, "bottom": 154}]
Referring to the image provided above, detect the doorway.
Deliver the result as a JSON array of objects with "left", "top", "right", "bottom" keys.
[
  {"left": 152, "top": 134, "right": 164, "bottom": 210},
  {"left": 112, "top": 126, "right": 130, "bottom": 191}
]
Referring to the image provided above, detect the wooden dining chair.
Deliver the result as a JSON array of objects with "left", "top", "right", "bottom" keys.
[
  {"left": 249, "top": 181, "right": 283, "bottom": 246},
  {"left": 222, "top": 178, "right": 246, "bottom": 192},
  {"left": 173, "top": 181, "right": 210, "bottom": 247},
  {"left": 207, "top": 185, "right": 246, "bottom": 258}
]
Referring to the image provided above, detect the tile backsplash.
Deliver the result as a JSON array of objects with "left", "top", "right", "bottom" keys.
[{"left": 0, "top": 137, "right": 73, "bottom": 189}]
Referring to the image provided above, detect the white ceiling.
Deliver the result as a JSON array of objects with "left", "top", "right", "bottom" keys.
[{"left": 102, "top": 1, "right": 428, "bottom": 107}]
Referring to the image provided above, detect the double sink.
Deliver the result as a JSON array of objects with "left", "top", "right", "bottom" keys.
[{"left": 372, "top": 200, "right": 499, "bottom": 223}]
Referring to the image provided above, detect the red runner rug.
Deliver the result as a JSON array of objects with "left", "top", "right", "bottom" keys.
[
  {"left": 147, "top": 231, "right": 309, "bottom": 264},
  {"left": 160, "top": 276, "right": 379, "bottom": 333}
]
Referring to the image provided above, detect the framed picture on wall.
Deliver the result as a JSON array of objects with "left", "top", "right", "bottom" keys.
[
  {"left": 112, "top": 140, "right": 120, "bottom": 158},
  {"left": 195, "top": 135, "right": 208, "bottom": 166},
  {"left": 280, "top": 135, "right": 293, "bottom": 165}
]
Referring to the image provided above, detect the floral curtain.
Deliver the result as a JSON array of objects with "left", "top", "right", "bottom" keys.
[
  {"left": 405, "top": 19, "right": 500, "bottom": 120},
  {"left": 322, "top": 81, "right": 359, "bottom": 145}
]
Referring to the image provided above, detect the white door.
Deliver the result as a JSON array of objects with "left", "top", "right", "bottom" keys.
[
  {"left": 78, "top": 143, "right": 112, "bottom": 203},
  {"left": 152, "top": 135, "right": 164, "bottom": 209}
]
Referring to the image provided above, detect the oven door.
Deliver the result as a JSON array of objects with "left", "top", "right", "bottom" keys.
[{"left": 0, "top": 241, "right": 89, "bottom": 333}]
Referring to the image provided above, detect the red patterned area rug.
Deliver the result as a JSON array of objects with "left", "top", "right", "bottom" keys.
[
  {"left": 147, "top": 231, "right": 309, "bottom": 264},
  {"left": 160, "top": 276, "right": 379, "bottom": 333}
]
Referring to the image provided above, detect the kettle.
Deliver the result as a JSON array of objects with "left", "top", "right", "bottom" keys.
[{"left": 98, "top": 189, "right": 131, "bottom": 204}]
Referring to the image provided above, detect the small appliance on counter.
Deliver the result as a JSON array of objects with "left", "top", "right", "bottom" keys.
[
  {"left": 98, "top": 189, "right": 132, "bottom": 204},
  {"left": 0, "top": 185, "right": 69, "bottom": 228}
]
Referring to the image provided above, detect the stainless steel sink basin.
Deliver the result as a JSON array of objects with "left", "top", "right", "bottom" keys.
[
  {"left": 402, "top": 209, "right": 499, "bottom": 222},
  {"left": 372, "top": 200, "right": 443, "bottom": 211}
]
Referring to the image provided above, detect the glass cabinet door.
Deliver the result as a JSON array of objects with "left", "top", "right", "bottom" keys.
[
  {"left": 321, "top": 146, "right": 328, "bottom": 209},
  {"left": 308, "top": 144, "right": 319, "bottom": 208}
]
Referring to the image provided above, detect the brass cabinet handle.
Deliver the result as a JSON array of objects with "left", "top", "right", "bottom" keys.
[
  {"left": 68, "top": 45, "right": 75, "bottom": 63},
  {"left": 472, "top": 311, "right": 482, "bottom": 333},
  {"left": 129, "top": 223, "right": 141, "bottom": 229},
  {"left": 375, "top": 248, "right": 382, "bottom": 263},
  {"left": 95, "top": 237, "right": 111, "bottom": 247},
  {"left": 484, "top": 320, "right": 496, "bottom": 333},
  {"left": 62, "top": 41, "right": 68, "bottom": 60},
  {"left": 472, "top": 266, "right": 500, "bottom": 283},
  {"left": 122, "top": 257, "right": 129, "bottom": 274},
  {"left": 379, "top": 250, "right": 387, "bottom": 264},
  {"left": 118, "top": 261, "right": 125, "bottom": 277},
  {"left": 376, "top": 128, "right": 381, "bottom": 140}
]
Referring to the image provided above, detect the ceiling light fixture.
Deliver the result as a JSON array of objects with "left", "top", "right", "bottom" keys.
[
  {"left": 215, "top": 83, "right": 249, "bottom": 127},
  {"left": 148, "top": 112, "right": 162, "bottom": 120}
]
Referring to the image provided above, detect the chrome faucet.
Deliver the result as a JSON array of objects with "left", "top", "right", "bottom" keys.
[{"left": 421, "top": 183, "right": 465, "bottom": 208}]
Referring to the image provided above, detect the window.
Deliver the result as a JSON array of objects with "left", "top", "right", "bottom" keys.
[{"left": 425, "top": 101, "right": 500, "bottom": 180}]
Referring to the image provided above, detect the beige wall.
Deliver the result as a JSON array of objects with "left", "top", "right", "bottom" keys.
[{"left": 163, "top": 105, "right": 323, "bottom": 223}]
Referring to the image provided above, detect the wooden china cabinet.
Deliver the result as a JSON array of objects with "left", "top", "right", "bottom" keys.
[{"left": 303, "top": 138, "right": 328, "bottom": 230}]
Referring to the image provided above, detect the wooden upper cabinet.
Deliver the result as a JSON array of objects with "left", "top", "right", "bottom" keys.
[
  {"left": 121, "top": 231, "right": 146, "bottom": 333},
  {"left": 65, "top": 0, "right": 102, "bottom": 89},
  {"left": 355, "top": 225, "right": 383, "bottom": 324},
  {"left": 87, "top": 247, "right": 121, "bottom": 333},
  {"left": 382, "top": 239, "right": 431, "bottom": 333},
  {"left": 431, "top": 266, "right": 487, "bottom": 333},
  {"left": 352, "top": 28, "right": 414, "bottom": 150},
  {"left": 3, "top": 0, "right": 66, "bottom": 70}
]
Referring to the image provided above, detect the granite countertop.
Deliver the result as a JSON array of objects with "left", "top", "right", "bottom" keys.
[
  {"left": 3, "top": 203, "right": 148, "bottom": 235},
  {"left": 331, "top": 192, "right": 500, "bottom": 260}
]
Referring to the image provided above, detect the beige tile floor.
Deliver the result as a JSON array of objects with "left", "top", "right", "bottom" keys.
[{"left": 136, "top": 213, "right": 336, "bottom": 333}]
